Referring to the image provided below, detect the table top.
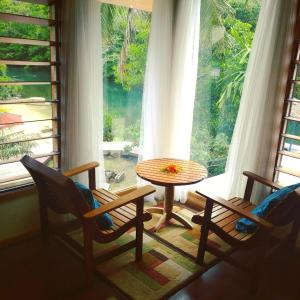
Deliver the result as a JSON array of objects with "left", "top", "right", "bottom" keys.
[{"left": 135, "top": 158, "right": 207, "bottom": 187}]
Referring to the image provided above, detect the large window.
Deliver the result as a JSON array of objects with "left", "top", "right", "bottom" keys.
[
  {"left": 0, "top": 0, "right": 60, "bottom": 191},
  {"left": 101, "top": 2, "right": 151, "bottom": 191},
  {"left": 190, "top": 0, "right": 261, "bottom": 177}
]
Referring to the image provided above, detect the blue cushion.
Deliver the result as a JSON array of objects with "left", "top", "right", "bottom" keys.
[
  {"left": 74, "top": 182, "right": 113, "bottom": 229},
  {"left": 235, "top": 182, "right": 300, "bottom": 233}
]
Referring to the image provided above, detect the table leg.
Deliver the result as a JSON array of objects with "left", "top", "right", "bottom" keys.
[
  {"left": 165, "top": 186, "right": 174, "bottom": 222},
  {"left": 146, "top": 185, "right": 193, "bottom": 232}
]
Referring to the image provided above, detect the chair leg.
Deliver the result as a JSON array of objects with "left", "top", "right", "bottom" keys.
[
  {"left": 83, "top": 228, "right": 94, "bottom": 287},
  {"left": 39, "top": 198, "right": 49, "bottom": 247},
  {"left": 250, "top": 255, "right": 263, "bottom": 295},
  {"left": 250, "top": 238, "right": 268, "bottom": 296},
  {"left": 135, "top": 198, "right": 144, "bottom": 262},
  {"left": 288, "top": 218, "right": 300, "bottom": 250},
  {"left": 196, "top": 198, "right": 213, "bottom": 265}
]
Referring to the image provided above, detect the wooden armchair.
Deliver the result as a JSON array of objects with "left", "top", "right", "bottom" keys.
[
  {"left": 21, "top": 155, "right": 155, "bottom": 285},
  {"left": 192, "top": 171, "right": 300, "bottom": 293}
]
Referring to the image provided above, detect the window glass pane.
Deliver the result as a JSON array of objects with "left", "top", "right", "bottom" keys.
[
  {"left": 282, "top": 138, "right": 300, "bottom": 154},
  {"left": 277, "top": 160, "right": 300, "bottom": 186},
  {"left": 0, "top": 1, "right": 58, "bottom": 191},
  {"left": 0, "top": 84, "right": 52, "bottom": 101},
  {"left": 0, "top": 136, "right": 55, "bottom": 162},
  {"left": 101, "top": 4, "right": 151, "bottom": 191},
  {"left": 0, "top": 43, "right": 50, "bottom": 61},
  {"left": 282, "top": 123, "right": 300, "bottom": 157},
  {"left": 295, "top": 64, "right": 300, "bottom": 81},
  {"left": 286, "top": 120, "right": 300, "bottom": 136},
  {"left": 0, "top": 162, "right": 31, "bottom": 190},
  {"left": 1, "top": 66, "right": 51, "bottom": 82},
  {"left": 0, "top": 119, "right": 54, "bottom": 140},
  {"left": 292, "top": 83, "right": 300, "bottom": 100},
  {"left": 0, "top": 102, "right": 53, "bottom": 123},
  {"left": 0, "top": 156, "right": 55, "bottom": 190},
  {"left": 289, "top": 101, "right": 300, "bottom": 118},
  {"left": 0, "top": 21, "right": 49, "bottom": 40},
  {"left": 190, "top": 0, "right": 261, "bottom": 177},
  {"left": 0, "top": 0, "right": 49, "bottom": 18}
]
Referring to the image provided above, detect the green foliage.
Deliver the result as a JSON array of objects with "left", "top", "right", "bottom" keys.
[
  {"left": 104, "top": 109, "right": 140, "bottom": 144},
  {"left": 124, "top": 120, "right": 140, "bottom": 145},
  {"left": 0, "top": 64, "right": 22, "bottom": 100},
  {"left": 0, "top": 129, "right": 36, "bottom": 160},
  {"left": 0, "top": 1, "right": 50, "bottom": 62},
  {"left": 123, "top": 144, "right": 133, "bottom": 154},
  {"left": 214, "top": 17, "right": 254, "bottom": 134},
  {"left": 104, "top": 111, "right": 114, "bottom": 141},
  {"left": 191, "top": 0, "right": 260, "bottom": 176},
  {"left": 0, "top": 0, "right": 49, "bottom": 18},
  {"left": 113, "top": 15, "right": 150, "bottom": 90},
  {"left": 101, "top": 4, "right": 150, "bottom": 90},
  {"left": 230, "top": 0, "right": 261, "bottom": 28},
  {"left": 293, "top": 84, "right": 300, "bottom": 99},
  {"left": 191, "top": 126, "right": 229, "bottom": 176}
]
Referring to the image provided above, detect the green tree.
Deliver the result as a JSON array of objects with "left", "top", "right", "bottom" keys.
[{"left": 101, "top": 4, "right": 150, "bottom": 90}]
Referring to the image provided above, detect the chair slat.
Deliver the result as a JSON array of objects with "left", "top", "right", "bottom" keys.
[
  {"left": 216, "top": 202, "right": 253, "bottom": 227},
  {"left": 93, "top": 189, "right": 135, "bottom": 225},
  {"left": 94, "top": 189, "right": 138, "bottom": 216}
]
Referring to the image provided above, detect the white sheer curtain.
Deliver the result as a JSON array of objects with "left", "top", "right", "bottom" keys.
[
  {"left": 139, "top": 0, "right": 174, "bottom": 163},
  {"left": 138, "top": 0, "right": 174, "bottom": 201},
  {"left": 61, "top": 0, "right": 105, "bottom": 187},
  {"left": 197, "top": 0, "right": 297, "bottom": 203},
  {"left": 138, "top": 0, "right": 201, "bottom": 202}
]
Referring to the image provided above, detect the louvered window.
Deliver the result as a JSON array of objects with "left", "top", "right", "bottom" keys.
[
  {"left": 274, "top": 10, "right": 300, "bottom": 185},
  {"left": 0, "top": 0, "right": 61, "bottom": 191}
]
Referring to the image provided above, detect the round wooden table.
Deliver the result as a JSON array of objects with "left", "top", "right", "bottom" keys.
[{"left": 136, "top": 158, "right": 207, "bottom": 232}]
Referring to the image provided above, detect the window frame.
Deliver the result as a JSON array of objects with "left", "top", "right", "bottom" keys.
[
  {"left": 273, "top": 4, "right": 300, "bottom": 185},
  {"left": 0, "top": 0, "right": 61, "bottom": 193}
]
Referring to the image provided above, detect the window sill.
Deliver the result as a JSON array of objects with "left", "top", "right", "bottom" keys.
[{"left": 0, "top": 183, "right": 36, "bottom": 202}]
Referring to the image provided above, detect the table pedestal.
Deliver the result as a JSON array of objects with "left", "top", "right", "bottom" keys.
[{"left": 146, "top": 186, "right": 193, "bottom": 232}]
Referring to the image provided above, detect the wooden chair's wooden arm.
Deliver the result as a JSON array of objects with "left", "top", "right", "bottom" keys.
[
  {"left": 63, "top": 162, "right": 99, "bottom": 177},
  {"left": 243, "top": 171, "right": 282, "bottom": 190},
  {"left": 83, "top": 185, "right": 156, "bottom": 219},
  {"left": 196, "top": 190, "right": 274, "bottom": 230}
]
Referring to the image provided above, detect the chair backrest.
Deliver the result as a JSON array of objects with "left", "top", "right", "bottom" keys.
[
  {"left": 266, "top": 187, "right": 300, "bottom": 226},
  {"left": 21, "top": 155, "right": 90, "bottom": 218}
]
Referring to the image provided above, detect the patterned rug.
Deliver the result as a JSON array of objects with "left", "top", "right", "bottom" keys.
[
  {"left": 144, "top": 204, "right": 232, "bottom": 266},
  {"left": 67, "top": 204, "right": 234, "bottom": 299},
  {"left": 69, "top": 229, "right": 204, "bottom": 300}
]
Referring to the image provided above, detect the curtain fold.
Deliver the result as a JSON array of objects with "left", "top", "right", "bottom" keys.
[
  {"left": 138, "top": 0, "right": 174, "bottom": 201},
  {"left": 138, "top": 0, "right": 201, "bottom": 202},
  {"left": 197, "top": 0, "right": 297, "bottom": 203},
  {"left": 61, "top": 0, "right": 105, "bottom": 187}
]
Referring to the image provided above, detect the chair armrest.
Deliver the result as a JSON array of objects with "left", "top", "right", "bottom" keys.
[
  {"left": 196, "top": 190, "right": 274, "bottom": 230},
  {"left": 83, "top": 185, "right": 156, "bottom": 219},
  {"left": 63, "top": 162, "right": 99, "bottom": 177},
  {"left": 243, "top": 171, "right": 281, "bottom": 190}
]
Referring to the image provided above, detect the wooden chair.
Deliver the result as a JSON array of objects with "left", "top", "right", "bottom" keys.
[
  {"left": 192, "top": 171, "right": 300, "bottom": 293},
  {"left": 21, "top": 155, "right": 155, "bottom": 285}
]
